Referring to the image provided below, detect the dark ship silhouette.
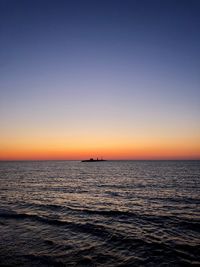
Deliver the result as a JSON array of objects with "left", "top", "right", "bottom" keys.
[{"left": 81, "top": 158, "right": 107, "bottom": 162}]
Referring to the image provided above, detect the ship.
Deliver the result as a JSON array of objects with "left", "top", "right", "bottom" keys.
[{"left": 81, "top": 158, "right": 107, "bottom": 162}]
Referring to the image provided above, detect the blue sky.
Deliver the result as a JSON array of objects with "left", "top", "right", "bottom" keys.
[{"left": 0, "top": 0, "right": 200, "bottom": 159}]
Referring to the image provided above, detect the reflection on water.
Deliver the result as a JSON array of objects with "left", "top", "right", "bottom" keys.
[{"left": 0, "top": 160, "right": 200, "bottom": 266}]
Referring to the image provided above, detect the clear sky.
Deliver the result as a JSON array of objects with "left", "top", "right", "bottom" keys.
[{"left": 0, "top": 0, "right": 200, "bottom": 160}]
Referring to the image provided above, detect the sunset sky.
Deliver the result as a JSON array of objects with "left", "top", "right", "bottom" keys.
[{"left": 0, "top": 0, "right": 200, "bottom": 160}]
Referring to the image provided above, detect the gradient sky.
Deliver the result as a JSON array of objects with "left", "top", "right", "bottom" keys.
[{"left": 0, "top": 0, "right": 200, "bottom": 160}]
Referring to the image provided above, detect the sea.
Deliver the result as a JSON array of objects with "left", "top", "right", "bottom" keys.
[{"left": 0, "top": 160, "right": 199, "bottom": 267}]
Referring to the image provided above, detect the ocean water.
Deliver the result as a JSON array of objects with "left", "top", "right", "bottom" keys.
[{"left": 0, "top": 160, "right": 199, "bottom": 267}]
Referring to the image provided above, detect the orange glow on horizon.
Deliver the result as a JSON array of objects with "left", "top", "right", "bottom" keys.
[
  {"left": 1, "top": 143, "right": 199, "bottom": 161},
  {"left": 1, "top": 131, "right": 199, "bottom": 161}
]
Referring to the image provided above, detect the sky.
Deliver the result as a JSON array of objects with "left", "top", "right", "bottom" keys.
[{"left": 0, "top": 0, "right": 200, "bottom": 160}]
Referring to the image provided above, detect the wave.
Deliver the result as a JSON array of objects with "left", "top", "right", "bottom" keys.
[
  {"left": 1, "top": 209, "right": 200, "bottom": 266},
  {"left": 1, "top": 202, "right": 200, "bottom": 234},
  {"left": 1, "top": 208, "right": 200, "bottom": 242}
]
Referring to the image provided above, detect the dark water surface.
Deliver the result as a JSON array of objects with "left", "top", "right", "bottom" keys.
[{"left": 0, "top": 160, "right": 199, "bottom": 266}]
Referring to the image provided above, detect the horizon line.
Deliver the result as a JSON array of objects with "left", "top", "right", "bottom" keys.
[{"left": 0, "top": 158, "right": 200, "bottom": 162}]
